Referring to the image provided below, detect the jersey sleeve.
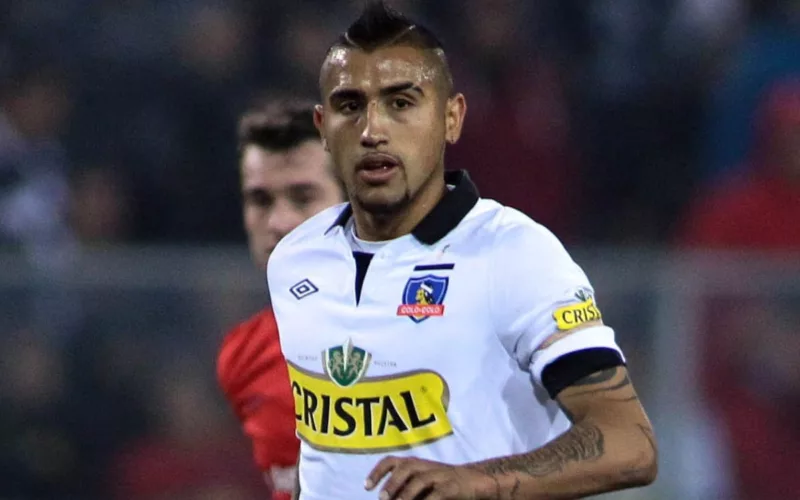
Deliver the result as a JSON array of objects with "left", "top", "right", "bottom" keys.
[
  {"left": 489, "top": 214, "right": 624, "bottom": 396},
  {"left": 216, "top": 313, "right": 300, "bottom": 497}
]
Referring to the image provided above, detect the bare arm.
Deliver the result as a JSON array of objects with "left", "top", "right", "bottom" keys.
[
  {"left": 469, "top": 365, "right": 658, "bottom": 499},
  {"left": 368, "top": 365, "right": 657, "bottom": 499}
]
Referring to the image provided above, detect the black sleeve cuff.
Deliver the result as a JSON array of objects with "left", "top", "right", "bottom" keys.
[{"left": 541, "top": 347, "right": 625, "bottom": 399}]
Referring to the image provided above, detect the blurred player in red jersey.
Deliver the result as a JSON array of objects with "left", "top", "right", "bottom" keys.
[{"left": 216, "top": 98, "right": 344, "bottom": 499}]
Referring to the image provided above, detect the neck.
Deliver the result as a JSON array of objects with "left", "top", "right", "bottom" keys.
[{"left": 353, "top": 174, "right": 446, "bottom": 242}]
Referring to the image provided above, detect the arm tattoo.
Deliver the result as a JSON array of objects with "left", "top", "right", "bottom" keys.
[
  {"left": 477, "top": 424, "right": 605, "bottom": 478},
  {"left": 558, "top": 367, "right": 638, "bottom": 422},
  {"left": 509, "top": 478, "right": 521, "bottom": 496},
  {"left": 569, "top": 368, "right": 631, "bottom": 397},
  {"left": 564, "top": 367, "right": 640, "bottom": 404}
]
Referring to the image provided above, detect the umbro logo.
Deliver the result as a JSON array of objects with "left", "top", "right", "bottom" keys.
[{"left": 290, "top": 279, "right": 318, "bottom": 300}]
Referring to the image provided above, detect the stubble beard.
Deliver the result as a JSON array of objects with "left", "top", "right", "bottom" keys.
[
  {"left": 349, "top": 162, "right": 442, "bottom": 218},
  {"left": 352, "top": 187, "right": 411, "bottom": 216},
  {"left": 349, "top": 168, "right": 412, "bottom": 216}
]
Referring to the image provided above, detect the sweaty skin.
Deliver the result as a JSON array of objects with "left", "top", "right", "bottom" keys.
[{"left": 316, "top": 45, "right": 466, "bottom": 241}]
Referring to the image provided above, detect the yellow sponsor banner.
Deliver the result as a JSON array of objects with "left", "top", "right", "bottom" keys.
[
  {"left": 288, "top": 363, "right": 452, "bottom": 454},
  {"left": 553, "top": 298, "right": 602, "bottom": 331}
]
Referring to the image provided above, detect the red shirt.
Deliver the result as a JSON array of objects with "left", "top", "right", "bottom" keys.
[{"left": 217, "top": 309, "right": 299, "bottom": 500}]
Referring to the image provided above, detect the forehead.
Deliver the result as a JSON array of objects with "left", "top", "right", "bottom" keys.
[
  {"left": 321, "top": 45, "right": 440, "bottom": 95},
  {"left": 241, "top": 141, "right": 329, "bottom": 187}
]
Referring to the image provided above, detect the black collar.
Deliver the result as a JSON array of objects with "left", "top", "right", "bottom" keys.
[{"left": 328, "top": 170, "right": 479, "bottom": 245}]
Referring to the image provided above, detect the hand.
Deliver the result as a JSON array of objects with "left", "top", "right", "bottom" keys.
[{"left": 365, "top": 456, "right": 496, "bottom": 500}]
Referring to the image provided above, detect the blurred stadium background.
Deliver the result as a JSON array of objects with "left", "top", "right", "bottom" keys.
[{"left": 1, "top": 0, "right": 799, "bottom": 498}]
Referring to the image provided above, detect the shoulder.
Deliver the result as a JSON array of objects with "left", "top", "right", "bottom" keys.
[
  {"left": 273, "top": 202, "right": 348, "bottom": 253},
  {"left": 268, "top": 202, "right": 348, "bottom": 268},
  {"left": 457, "top": 199, "right": 569, "bottom": 258},
  {"left": 216, "top": 309, "right": 281, "bottom": 392}
]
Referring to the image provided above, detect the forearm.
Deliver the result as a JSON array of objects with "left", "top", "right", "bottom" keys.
[{"left": 469, "top": 419, "right": 657, "bottom": 500}]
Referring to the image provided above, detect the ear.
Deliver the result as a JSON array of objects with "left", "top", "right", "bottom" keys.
[
  {"left": 314, "top": 104, "right": 329, "bottom": 151},
  {"left": 444, "top": 93, "right": 467, "bottom": 144}
]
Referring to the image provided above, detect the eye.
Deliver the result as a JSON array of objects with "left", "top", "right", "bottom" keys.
[
  {"left": 288, "top": 186, "right": 320, "bottom": 210},
  {"left": 339, "top": 101, "right": 361, "bottom": 113},
  {"left": 392, "top": 97, "right": 413, "bottom": 110},
  {"left": 290, "top": 192, "right": 314, "bottom": 209},
  {"left": 246, "top": 190, "right": 272, "bottom": 208}
]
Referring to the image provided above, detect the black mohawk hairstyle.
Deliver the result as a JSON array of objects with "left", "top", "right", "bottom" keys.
[
  {"left": 337, "top": 0, "right": 445, "bottom": 52},
  {"left": 321, "top": 1, "right": 454, "bottom": 96}
]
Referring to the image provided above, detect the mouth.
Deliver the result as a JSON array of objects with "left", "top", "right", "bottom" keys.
[{"left": 356, "top": 153, "right": 401, "bottom": 185}]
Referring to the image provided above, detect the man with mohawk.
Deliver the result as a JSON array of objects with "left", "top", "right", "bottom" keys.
[{"left": 268, "top": 2, "right": 658, "bottom": 499}]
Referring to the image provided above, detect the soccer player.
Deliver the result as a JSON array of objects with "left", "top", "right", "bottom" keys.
[
  {"left": 267, "top": 2, "right": 659, "bottom": 499},
  {"left": 216, "top": 99, "right": 344, "bottom": 500}
]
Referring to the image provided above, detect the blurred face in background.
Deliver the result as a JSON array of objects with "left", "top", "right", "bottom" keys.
[
  {"left": 462, "top": 0, "right": 528, "bottom": 62},
  {"left": 69, "top": 166, "right": 131, "bottom": 244},
  {"left": 177, "top": 4, "right": 250, "bottom": 79},
  {"left": 241, "top": 140, "right": 342, "bottom": 270},
  {"left": 4, "top": 68, "right": 72, "bottom": 140}
]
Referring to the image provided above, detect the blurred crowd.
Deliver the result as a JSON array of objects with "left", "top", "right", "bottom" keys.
[
  {"left": 2, "top": 0, "right": 798, "bottom": 250},
  {"left": 1, "top": 0, "right": 799, "bottom": 498}
]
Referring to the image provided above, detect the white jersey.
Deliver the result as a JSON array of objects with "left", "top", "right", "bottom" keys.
[{"left": 267, "top": 171, "right": 624, "bottom": 500}]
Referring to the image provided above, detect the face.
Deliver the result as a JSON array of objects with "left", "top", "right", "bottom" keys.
[
  {"left": 315, "top": 45, "right": 466, "bottom": 215},
  {"left": 241, "top": 140, "right": 342, "bottom": 269}
]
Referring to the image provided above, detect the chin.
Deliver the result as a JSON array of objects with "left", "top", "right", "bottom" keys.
[{"left": 356, "top": 196, "right": 409, "bottom": 215}]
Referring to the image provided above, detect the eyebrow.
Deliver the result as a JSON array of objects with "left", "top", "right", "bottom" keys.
[
  {"left": 381, "top": 82, "right": 424, "bottom": 97},
  {"left": 329, "top": 81, "right": 425, "bottom": 102},
  {"left": 243, "top": 182, "right": 320, "bottom": 197},
  {"left": 287, "top": 183, "right": 321, "bottom": 195}
]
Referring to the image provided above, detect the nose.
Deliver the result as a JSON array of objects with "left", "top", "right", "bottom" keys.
[{"left": 360, "top": 101, "right": 389, "bottom": 149}]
